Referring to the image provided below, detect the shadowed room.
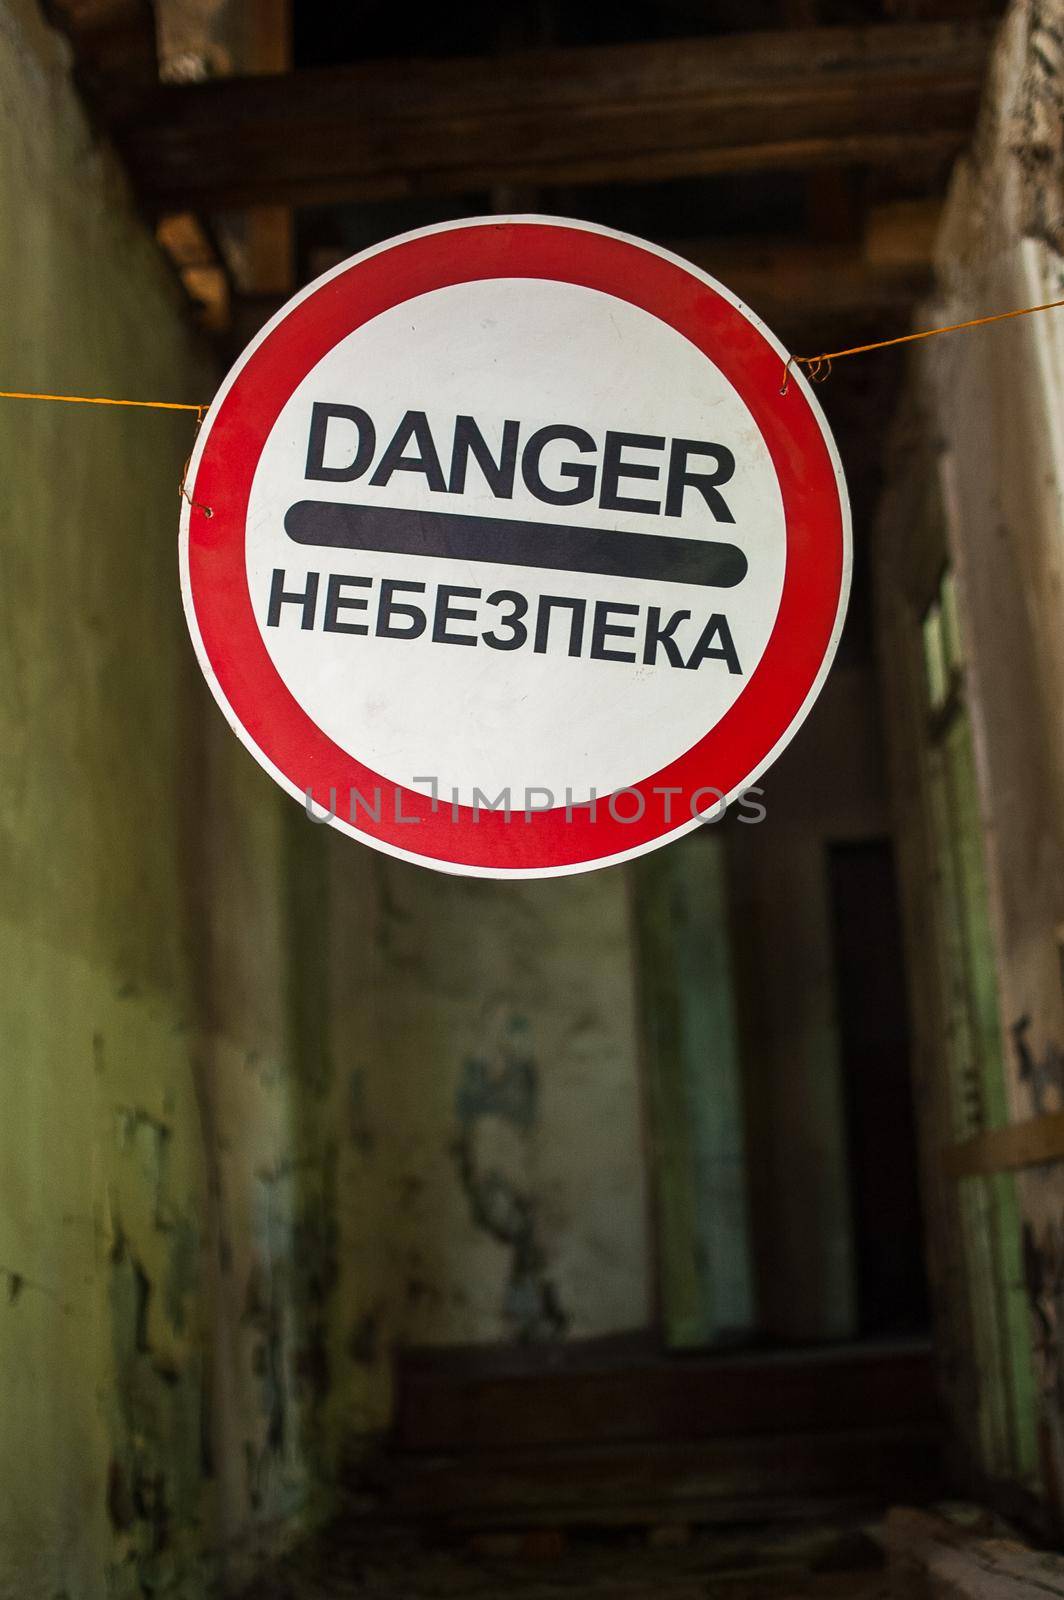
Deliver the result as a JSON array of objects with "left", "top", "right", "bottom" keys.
[{"left": 2, "top": 1, "right": 1064, "bottom": 1597}]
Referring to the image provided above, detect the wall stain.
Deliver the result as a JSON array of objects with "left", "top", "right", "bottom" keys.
[
  {"left": 1023, "top": 1216, "right": 1064, "bottom": 1415},
  {"left": 0, "top": 1261, "right": 71, "bottom": 1312},
  {"left": 396, "top": 1173, "right": 426, "bottom": 1209},
  {"left": 347, "top": 1066, "right": 375, "bottom": 1153},
  {"left": 452, "top": 1019, "right": 567, "bottom": 1340},
  {"left": 371, "top": 854, "right": 413, "bottom": 963},
  {"left": 243, "top": 1142, "right": 341, "bottom": 1494},
  {"left": 451, "top": 1135, "right": 567, "bottom": 1342},
  {"left": 2, "top": 1266, "right": 25, "bottom": 1304},
  {"left": 132, "top": 1256, "right": 152, "bottom": 1355},
  {"left": 114, "top": 1105, "right": 173, "bottom": 1230},
  {"left": 106, "top": 1459, "right": 135, "bottom": 1533},
  {"left": 1019, "top": 0, "right": 1064, "bottom": 251},
  {"left": 406, "top": 1274, "right": 444, "bottom": 1311},
  {"left": 291, "top": 1152, "right": 340, "bottom": 1418},
  {"left": 108, "top": 1212, "right": 199, "bottom": 1595},
  {"left": 1011, "top": 1014, "right": 1064, "bottom": 1114},
  {"left": 348, "top": 1309, "right": 380, "bottom": 1366},
  {"left": 162, "top": 1214, "right": 198, "bottom": 1335},
  {"left": 456, "top": 1024, "right": 537, "bottom": 1132},
  {"left": 242, "top": 1258, "right": 287, "bottom": 1463},
  {"left": 107, "top": 1084, "right": 210, "bottom": 1591}
]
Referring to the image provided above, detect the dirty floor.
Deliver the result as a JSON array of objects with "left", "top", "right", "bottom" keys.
[{"left": 249, "top": 1517, "right": 893, "bottom": 1599}]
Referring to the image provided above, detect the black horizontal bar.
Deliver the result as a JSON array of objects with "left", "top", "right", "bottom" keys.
[{"left": 284, "top": 501, "right": 747, "bottom": 588}]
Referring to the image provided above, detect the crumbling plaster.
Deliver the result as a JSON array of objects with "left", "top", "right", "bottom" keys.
[
  {"left": 0, "top": 4, "right": 335, "bottom": 1593},
  {"left": 881, "top": 0, "right": 1064, "bottom": 1506}
]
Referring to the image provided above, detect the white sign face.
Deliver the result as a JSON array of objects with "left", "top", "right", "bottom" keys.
[
  {"left": 181, "top": 217, "right": 850, "bottom": 878},
  {"left": 247, "top": 277, "right": 787, "bottom": 807}
]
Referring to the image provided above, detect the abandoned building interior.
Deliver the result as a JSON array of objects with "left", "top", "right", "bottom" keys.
[{"left": 2, "top": 0, "right": 1064, "bottom": 1594}]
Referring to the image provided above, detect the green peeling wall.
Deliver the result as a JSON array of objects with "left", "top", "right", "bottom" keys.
[
  {"left": 0, "top": 4, "right": 338, "bottom": 1592},
  {"left": 0, "top": 1, "right": 902, "bottom": 1581},
  {"left": 0, "top": 13, "right": 656, "bottom": 1590}
]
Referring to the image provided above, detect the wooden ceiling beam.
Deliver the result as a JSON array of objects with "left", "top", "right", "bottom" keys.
[
  {"left": 109, "top": 20, "right": 994, "bottom": 213},
  {"left": 43, "top": 2, "right": 234, "bottom": 333},
  {"left": 243, "top": 234, "right": 928, "bottom": 362},
  {"left": 675, "top": 237, "right": 930, "bottom": 330}
]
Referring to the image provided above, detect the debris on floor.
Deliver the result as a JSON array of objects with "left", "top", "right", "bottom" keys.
[
  {"left": 241, "top": 1500, "right": 1064, "bottom": 1599},
  {"left": 245, "top": 1513, "right": 893, "bottom": 1599}
]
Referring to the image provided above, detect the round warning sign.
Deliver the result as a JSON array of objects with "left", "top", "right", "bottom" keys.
[{"left": 180, "top": 216, "right": 850, "bottom": 879}]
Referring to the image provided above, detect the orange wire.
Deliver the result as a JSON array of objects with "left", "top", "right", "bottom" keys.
[
  {"left": 782, "top": 296, "right": 1064, "bottom": 392},
  {"left": 3, "top": 296, "right": 1064, "bottom": 413},
  {"left": 0, "top": 389, "right": 204, "bottom": 414}
]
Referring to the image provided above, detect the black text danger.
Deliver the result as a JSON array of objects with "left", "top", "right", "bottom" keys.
[{"left": 305, "top": 403, "right": 737, "bottom": 521}]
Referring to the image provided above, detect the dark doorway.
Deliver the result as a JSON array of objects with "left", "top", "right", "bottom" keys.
[{"left": 828, "top": 839, "right": 930, "bottom": 1337}]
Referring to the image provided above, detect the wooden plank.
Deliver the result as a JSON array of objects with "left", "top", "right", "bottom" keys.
[
  {"left": 244, "top": 0, "right": 293, "bottom": 296},
  {"left": 109, "top": 21, "right": 993, "bottom": 211},
  {"left": 674, "top": 238, "right": 927, "bottom": 324},
  {"left": 155, "top": 212, "right": 230, "bottom": 331},
  {"left": 865, "top": 198, "right": 941, "bottom": 268},
  {"left": 873, "top": 415, "right": 991, "bottom": 1468},
  {"left": 944, "top": 1110, "right": 1064, "bottom": 1178},
  {"left": 358, "top": 1426, "right": 944, "bottom": 1530},
  {"left": 151, "top": 1, "right": 293, "bottom": 327},
  {"left": 395, "top": 1341, "right": 940, "bottom": 1453},
  {"left": 887, "top": 1507, "right": 1064, "bottom": 1597},
  {"left": 301, "top": 236, "right": 928, "bottom": 335}
]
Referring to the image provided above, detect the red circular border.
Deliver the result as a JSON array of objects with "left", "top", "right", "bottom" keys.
[{"left": 185, "top": 221, "right": 845, "bottom": 872}]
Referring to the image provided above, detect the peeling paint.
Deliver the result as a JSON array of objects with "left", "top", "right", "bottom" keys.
[
  {"left": 0, "top": 2, "right": 338, "bottom": 1592},
  {"left": 243, "top": 1257, "right": 288, "bottom": 1464},
  {"left": 1011, "top": 1014, "right": 1064, "bottom": 1115},
  {"left": 887, "top": 0, "right": 1064, "bottom": 1496},
  {"left": 348, "top": 1310, "right": 380, "bottom": 1366},
  {"left": 346, "top": 1067, "right": 375, "bottom": 1153},
  {"left": 2, "top": 1266, "right": 24, "bottom": 1305},
  {"left": 451, "top": 1016, "right": 568, "bottom": 1338},
  {"left": 452, "top": 1131, "right": 568, "bottom": 1342},
  {"left": 456, "top": 1037, "right": 538, "bottom": 1132},
  {"left": 162, "top": 1214, "right": 199, "bottom": 1335},
  {"left": 1022, "top": 1215, "right": 1064, "bottom": 1416}
]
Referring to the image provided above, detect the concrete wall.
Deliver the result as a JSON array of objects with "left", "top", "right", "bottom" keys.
[
  {"left": 876, "top": 0, "right": 1064, "bottom": 1509},
  {"left": 633, "top": 831, "right": 754, "bottom": 1352},
  {"left": 0, "top": 5, "right": 338, "bottom": 1593},
  {"left": 326, "top": 846, "right": 651, "bottom": 1432},
  {"left": 0, "top": 14, "right": 656, "bottom": 1587}
]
